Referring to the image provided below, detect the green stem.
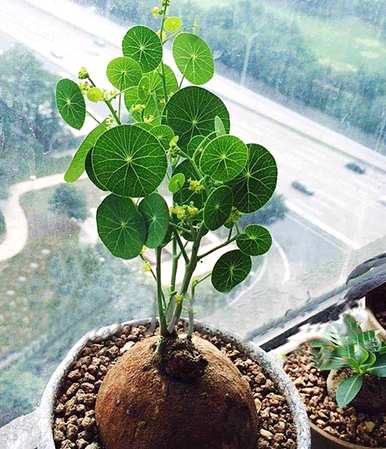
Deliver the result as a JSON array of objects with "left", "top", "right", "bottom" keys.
[
  {"left": 86, "top": 110, "right": 101, "bottom": 124},
  {"left": 87, "top": 76, "right": 121, "bottom": 125},
  {"left": 174, "top": 230, "right": 189, "bottom": 264},
  {"left": 159, "top": 7, "right": 169, "bottom": 103},
  {"left": 197, "top": 235, "right": 238, "bottom": 260},
  {"left": 156, "top": 247, "right": 168, "bottom": 337}
]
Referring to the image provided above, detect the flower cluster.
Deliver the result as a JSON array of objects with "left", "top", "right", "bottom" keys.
[{"left": 170, "top": 204, "right": 199, "bottom": 221}]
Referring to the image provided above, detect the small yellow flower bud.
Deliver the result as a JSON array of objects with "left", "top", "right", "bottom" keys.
[
  {"left": 151, "top": 6, "right": 160, "bottom": 16},
  {"left": 175, "top": 293, "right": 184, "bottom": 304},
  {"left": 188, "top": 179, "right": 204, "bottom": 193},
  {"left": 225, "top": 207, "right": 242, "bottom": 226},
  {"left": 144, "top": 115, "right": 154, "bottom": 124},
  {"left": 78, "top": 66, "right": 89, "bottom": 79},
  {"left": 143, "top": 261, "right": 152, "bottom": 272},
  {"left": 132, "top": 104, "right": 145, "bottom": 113}
]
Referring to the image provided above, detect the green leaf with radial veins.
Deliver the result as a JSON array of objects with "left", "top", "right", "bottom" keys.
[
  {"left": 149, "top": 124, "right": 174, "bottom": 150},
  {"left": 336, "top": 375, "right": 363, "bottom": 408},
  {"left": 187, "top": 135, "right": 205, "bottom": 158},
  {"left": 85, "top": 149, "right": 108, "bottom": 191},
  {"left": 212, "top": 250, "right": 252, "bottom": 293},
  {"left": 164, "top": 86, "right": 230, "bottom": 149},
  {"left": 138, "top": 193, "right": 169, "bottom": 248},
  {"left": 200, "top": 135, "right": 248, "bottom": 182},
  {"left": 122, "top": 25, "right": 162, "bottom": 73},
  {"left": 173, "top": 159, "right": 207, "bottom": 209},
  {"left": 204, "top": 185, "right": 233, "bottom": 230},
  {"left": 56, "top": 79, "right": 86, "bottom": 130},
  {"left": 124, "top": 86, "right": 139, "bottom": 113},
  {"left": 107, "top": 56, "right": 142, "bottom": 91},
  {"left": 92, "top": 125, "right": 167, "bottom": 198},
  {"left": 237, "top": 224, "right": 272, "bottom": 256},
  {"left": 173, "top": 33, "right": 214, "bottom": 85},
  {"left": 138, "top": 64, "right": 178, "bottom": 100},
  {"left": 64, "top": 120, "right": 108, "bottom": 183},
  {"left": 230, "top": 144, "right": 277, "bottom": 213},
  {"left": 96, "top": 194, "right": 146, "bottom": 259},
  {"left": 169, "top": 173, "right": 185, "bottom": 193}
]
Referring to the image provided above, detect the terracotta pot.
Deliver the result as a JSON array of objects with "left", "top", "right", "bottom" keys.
[{"left": 37, "top": 318, "right": 311, "bottom": 449}]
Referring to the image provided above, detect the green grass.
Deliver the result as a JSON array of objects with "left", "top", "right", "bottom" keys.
[{"left": 262, "top": 2, "right": 386, "bottom": 75}]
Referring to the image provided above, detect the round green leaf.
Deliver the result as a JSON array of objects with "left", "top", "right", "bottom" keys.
[
  {"left": 97, "top": 194, "right": 146, "bottom": 259},
  {"left": 200, "top": 135, "right": 248, "bottom": 182},
  {"left": 169, "top": 173, "right": 185, "bottom": 193},
  {"left": 65, "top": 120, "right": 108, "bottom": 183},
  {"left": 85, "top": 149, "right": 108, "bottom": 191},
  {"left": 138, "top": 193, "right": 169, "bottom": 248},
  {"left": 193, "top": 132, "right": 216, "bottom": 165},
  {"left": 122, "top": 25, "right": 162, "bottom": 73},
  {"left": 212, "top": 250, "right": 252, "bottom": 293},
  {"left": 164, "top": 86, "right": 230, "bottom": 149},
  {"left": 107, "top": 56, "right": 142, "bottom": 91},
  {"left": 187, "top": 135, "right": 205, "bottom": 158},
  {"left": 56, "top": 79, "right": 86, "bottom": 130},
  {"left": 138, "top": 64, "right": 178, "bottom": 100},
  {"left": 204, "top": 185, "right": 233, "bottom": 230},
  {"left": 230, "top": 144, "right": 278, "bottom": 213},
  {"left": 173, "top": 33, "right": 214, "bottom": 85},
  {"left": 150, "top": 124, "right": 174, "bottom": 149},
  {"left": 237, "top": 225, "right": 272, "bottom": 256},
  {"left": 164, "top": 16, "right": 183, "bottom": 33},
  {"left": 173, "top": 159, "right": 206, "bottom": 209},
  {"left": 124, "top": 86, "right": 139, "bottom": 113},
  {"left": 92, "top": 125, "right": 167, "bottom": 198}
]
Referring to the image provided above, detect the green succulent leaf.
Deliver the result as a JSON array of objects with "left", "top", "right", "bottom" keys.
[
  {"left": 85, "top": 150, "right": 108, "bottom": 191},
  {"left": 65, "top": 120, "right": 108, "bottom": 183},
  {"left": 203, "top": 185, "right": 233, "bottom": 230},
  {"left": 368, "top": 354, "right": 386, "bottom": 377},
  {"left": 212, "top": 249, "right": 252, "bottom": 293},
  {"left": 122, "top": 25, "right": 162, "bottom": 73},
  {"left": 200, "top": 135, "right": 248, "bottom": 182},
  {"left": 92, "top": 125, "right": 167, "bottom": 198},
  {"left": 230, "top": 144, "right": 278, "bottom": 213},
  {"left": 107, "top": 56, "right": 142, "bottom": 91},
  {"left": 169, "top": 173, "right": 186, "bottom": 193},
  {"left": 164, "top": 86, "right": 230, "bottom": 149},
  {"left": 173, "top": 33, "right": 214, "bottom": 85},
  {"left": 173, "top": 159, "right": 206, "bottom": 209},
  {"left": 237, "top": 224, "right": 272, "bottom": 256},
  {"left": 56, "top": 79, "right": 86, "bottom": 130},
  {"left": 138, "top": 193, "right": 169, "bottom": 248},
  {"left": 336, "top": 375, "right": 363, "bottom": 408},
  {"left": 96, "top": 194, "right": 146, "bottom": 259},
  {"left": 164, "top": 16, "right": 183, "bottom": 33}
]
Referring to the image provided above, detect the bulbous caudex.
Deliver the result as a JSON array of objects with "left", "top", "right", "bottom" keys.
[{"left": 95, "top": 335, "right": 259, "bottom": 449}]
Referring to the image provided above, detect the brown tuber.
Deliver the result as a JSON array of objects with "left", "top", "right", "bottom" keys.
[{"left": 95, "top": 335, "right": 259, "bottom": 449}]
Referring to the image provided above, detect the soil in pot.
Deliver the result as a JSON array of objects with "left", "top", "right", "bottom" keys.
[
  {"left": 284, "top": 344, "right": 386, "bottom": 448},
  {"left": 52, "top": 322, "right": 297, "bottom": 449}
]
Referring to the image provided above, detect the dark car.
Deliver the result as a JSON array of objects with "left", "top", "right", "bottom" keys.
[
  {"left": 345, "top": 162, "right": 366, "bottom": 174},
  {"left": 291, "top": 180, "right": 315, "bottom": 196}
]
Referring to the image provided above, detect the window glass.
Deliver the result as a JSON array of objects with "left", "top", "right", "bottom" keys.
[{"left": 1, "top": 0, "right": 386, "bottom": 425}]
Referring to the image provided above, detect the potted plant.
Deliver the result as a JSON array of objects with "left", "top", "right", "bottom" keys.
[
  {"left": 284, "top": 314, "right": 386, "bottom": 449},
  {"left": 39, "top": 2, "right": 311, "bottom": 449},
  {"left": 345, "top": 253, "right": 386, "bottom": 339}
]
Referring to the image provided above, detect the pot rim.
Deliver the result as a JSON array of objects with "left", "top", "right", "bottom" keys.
[
  {"left": 276, "top": 332, "right": 386, "bottom": 449},
  {"left": 38, "top": 318, "right": 311, "bottom": 449}
]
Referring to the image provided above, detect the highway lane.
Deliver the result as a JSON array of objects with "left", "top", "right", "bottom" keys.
[{"left": 2, "top": 0, "right": 386, "bottom": 250}]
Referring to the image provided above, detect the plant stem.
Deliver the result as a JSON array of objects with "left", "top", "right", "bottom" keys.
[
  {"left": 156, "top": 247, "right": 167, "bottom": 337},
  {"left": 159, "top": 6, "right": 169, "bottom": 103},
  {"left": 197, "top": 235, "right": 238, "bottom": 260},
  {"left": 87, "top": 76, "right": 121, "bottom": 125},
  {"left": 86, "top": 111, "right": 101, "bottom": 124},
  {"left": 174, "top": 230, "right": 189, "bottom": 264}
]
